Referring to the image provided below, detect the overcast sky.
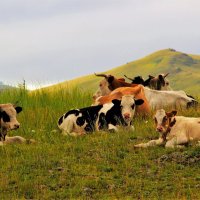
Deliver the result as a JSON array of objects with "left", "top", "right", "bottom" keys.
[{"left": 0, "top": 0, "right": 200, "bottom": 89}]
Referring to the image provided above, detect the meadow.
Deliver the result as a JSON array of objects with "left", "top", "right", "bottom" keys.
[{"left": 0, "top": 87, "right": 200, "bottom": 199}]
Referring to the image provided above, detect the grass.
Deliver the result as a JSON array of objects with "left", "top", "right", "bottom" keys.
[{"left": 0, "top": 88, "right": 200, "bottom": 199}]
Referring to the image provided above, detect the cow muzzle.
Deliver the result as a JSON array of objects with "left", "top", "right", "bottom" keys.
[
  {"left": 11, "top": 123, "right": 20, "bottom": 130},
  {"left": 156, "top": 126, "right": 164, "bottom": 133},
  {"left": 123, "top": 113, "right": 131, "bottom": 121}
]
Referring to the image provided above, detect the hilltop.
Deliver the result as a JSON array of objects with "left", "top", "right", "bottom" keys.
[{"left": 40, "top": 49, "right": 200, "bottom": 95}]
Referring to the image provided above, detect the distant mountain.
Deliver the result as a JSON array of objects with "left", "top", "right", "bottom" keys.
[
  {"left": 0, "top": 82, "right": 16, "bottom": 90},
  {"left": 40, "top": 49, "right": 200, "bottom": 95}
]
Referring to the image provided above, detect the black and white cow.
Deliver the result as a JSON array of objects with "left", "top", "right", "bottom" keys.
[
  {"left": 58, "top": 95, "right": 144, "bottom": 136},
  {"left": 0, "top": 103, "right": 36, "bottom": 146},
  {"left": 0, "top": 103, "right": 22, "bottom": 141}
]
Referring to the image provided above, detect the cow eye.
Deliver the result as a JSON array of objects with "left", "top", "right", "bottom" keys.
[
  {"left": 163, "top": 116, "right": 167, "bottom": 122},
  {"left": 154, "top": 117, "right": 157, "bottom": 124},
  {"left": 131, "top": 104, "right": 135, "bottom": 109},
  {"left": 99, "top": 83, "right": 102, "bottom": 87},
  {"left": 1, "top": 111, "right": 10, "bottom": 122}
]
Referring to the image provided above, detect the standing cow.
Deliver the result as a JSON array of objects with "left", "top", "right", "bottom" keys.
[{"left": 58, "top": 95, "right": 144, "bottom": 136}]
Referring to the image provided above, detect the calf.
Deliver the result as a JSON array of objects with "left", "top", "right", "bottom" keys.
[
  {"left": 58, "top": 95, "right": 144, "bottom": 136},
  {"left": 134, "top": 109, "right": 200, "bottom": 148},
  {"left": 0, "top": 103, "right": 22, "bottom": 141}
]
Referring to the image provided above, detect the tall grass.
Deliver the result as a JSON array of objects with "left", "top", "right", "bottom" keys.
[{"left": 0, "top": 87, "right": 200, "bottom": 199}]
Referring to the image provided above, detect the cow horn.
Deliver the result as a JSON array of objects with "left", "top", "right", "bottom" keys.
[
  {"left": 124, "top": 74, "right": 134, "bottom": 81},
  {"left": 94, "top": 73, "right": 108, "bottom": 78},
  {"left": 164, "top": 73, "right": 169, "bottom": 78}
]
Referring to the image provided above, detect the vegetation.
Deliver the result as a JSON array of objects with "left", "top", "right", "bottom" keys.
[
  {"left": 41, "top": 49, "right": 200, "bottom": 95},
  {"left": 0, "top": 87, "right": 200, "bottom": 199}
]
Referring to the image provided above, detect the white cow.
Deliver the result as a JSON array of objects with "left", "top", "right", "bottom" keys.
[
  {"left": 134, "top": 109, "right": 200, "bottom": 148},
  {"left": 143, "top": 87, "right": 197, "bottom": 110}
]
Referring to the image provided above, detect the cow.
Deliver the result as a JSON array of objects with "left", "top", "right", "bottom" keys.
[
  {"left": 143, "top": 87, "right": 197, "bottom": 110},
  {"left": 58, "top": 95, "right": 144, "bottom": 136},
  {"left": 124, "top": 73, "right": 171, "bottom": 90},
  {"left": 93, "top": 86, "right": 150, "bottom": 117},
  {"left": 0, "top": 103, "right": 22, "bottom": 141},
  {"left": 0, "top": 103, "right": 36, "bottom": 146},
  {"left": 134, "top": 109, "right": 200, "bottom": 148},
  {"left": 93, "top": 73, "right": 138, "bottom": 100}
]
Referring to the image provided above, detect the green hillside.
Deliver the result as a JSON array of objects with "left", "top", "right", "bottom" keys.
[{"left": 41, "top": 49, "right": 200, "bottom": 95}]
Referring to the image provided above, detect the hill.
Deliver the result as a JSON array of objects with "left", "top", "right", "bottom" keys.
[
  {"left": 40, "top": 49, "right": 200, "bottom": 95},
  {"left": 0, "top": 81, "right": 17, "bottom": 90}
]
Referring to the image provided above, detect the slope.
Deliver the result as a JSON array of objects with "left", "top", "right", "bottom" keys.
[{"left": 40, "top": 49, "right": 200, "bottom": 95}]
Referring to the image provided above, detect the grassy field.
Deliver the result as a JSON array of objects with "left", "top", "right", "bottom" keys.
[{"left": 0, "top": 88, "right": 200, "bottom": 199}]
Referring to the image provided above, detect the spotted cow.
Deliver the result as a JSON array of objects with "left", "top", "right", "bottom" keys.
[{"left": 58, "top": 95, "right": 144, "bottom": 136}]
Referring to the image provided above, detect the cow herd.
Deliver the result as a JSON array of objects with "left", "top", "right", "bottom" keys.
[{"left": 0, "top": 72, "right": 200, "bottom": 148}]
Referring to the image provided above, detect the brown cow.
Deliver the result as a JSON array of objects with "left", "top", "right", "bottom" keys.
[
  {"left": 93, "top": 73, "right": 138, "bottom": 100},
  {"left": 93, "top": 86, "right": 150, "bottom": 117}
]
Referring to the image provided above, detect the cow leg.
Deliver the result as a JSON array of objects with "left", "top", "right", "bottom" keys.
[
  {"left": 60, "top": 118, "right": 79, "bottom": 136},
  {"left": 134, "top": 138, "right": 164, "bottom": 148},
  {"left": 108, "top": 124, "right": 118, "bottom": 132},
  {"left": 131, "top": 125, "right": 135, "bottom": 131},
  {"left": 165, "top": 136, "right": 188, "bottom": 148}
]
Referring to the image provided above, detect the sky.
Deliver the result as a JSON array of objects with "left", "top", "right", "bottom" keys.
[{"left": 0, "top": 0, "right": 200, "bottom": 89}]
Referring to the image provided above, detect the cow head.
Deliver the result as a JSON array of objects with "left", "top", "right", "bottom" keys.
[
  {"left": 124, "top": 75, "right": 145, "bottom": 85},
  {"left": 0, "top": 104, "right": 22, "bottom": 141},
  {"left": 93, "top": 73, "right": 132, "bottom": 100},
  {"left": 154, "top": 109, "right": 177, "bottom": 135},
  {"left": 148, "top": 73, "right": 170, "bottom": 90},
  {"left": 93, "top": 74, "right": 112, "bottom": 100},
  {"left": 112, "top": 95, "right": 144, "bottom": 124}
]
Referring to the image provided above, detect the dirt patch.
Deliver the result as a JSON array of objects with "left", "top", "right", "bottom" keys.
[{"left": 156, "top": 151, "right": 200, "bottom": 165}]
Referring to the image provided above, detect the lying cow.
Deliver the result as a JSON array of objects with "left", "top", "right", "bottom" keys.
[
  {"left": 93, "top": 86, "right": 150, "bottom": 117},
  {"left": 124, "top": 73, "right": 171, "bottom": 90},
  {"left": 93, "top": 73, "right": 137, "bottom": 100},
  {"left": 0, "top": 103, "right": 35, "bottom": 146},
  {"left": 0, "top": 103, "right": 22, "bottom": 141},
  {"left": 58, "top": 95, "right": 144, "bottom": 136},
  {"left": 134, "top": 109, "right": 200, "bottom": 148},
  {"left": 143, "top": 87, "right": 197, "bottom": 110}
]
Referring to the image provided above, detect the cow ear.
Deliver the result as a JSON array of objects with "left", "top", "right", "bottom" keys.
[
  {"left": 158, "top": 75, "right": 165, "bottom": 86},
  {"left": 149, "top": 75, "right": 154, "bottom": 79},
  {"left": 166, "top": 110, "right": 177, "bottom": 117},
  {"left": 135, "top": 99, "right": 144, "bottom": 105},
  {"left": 158, "top": 74, "right": 164, "bottom": 80},
  {"left": 107, "top": 76, "right": 114, "bottom": 83},
  {"left": 112, "top": 99, "right": 121, "bottom": 106},
  {"left": 15, "top": 106, "right": 22, "bottom": 113},
  {"left": 118, "top": 78, "right": 125, "bottom": 82}
]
